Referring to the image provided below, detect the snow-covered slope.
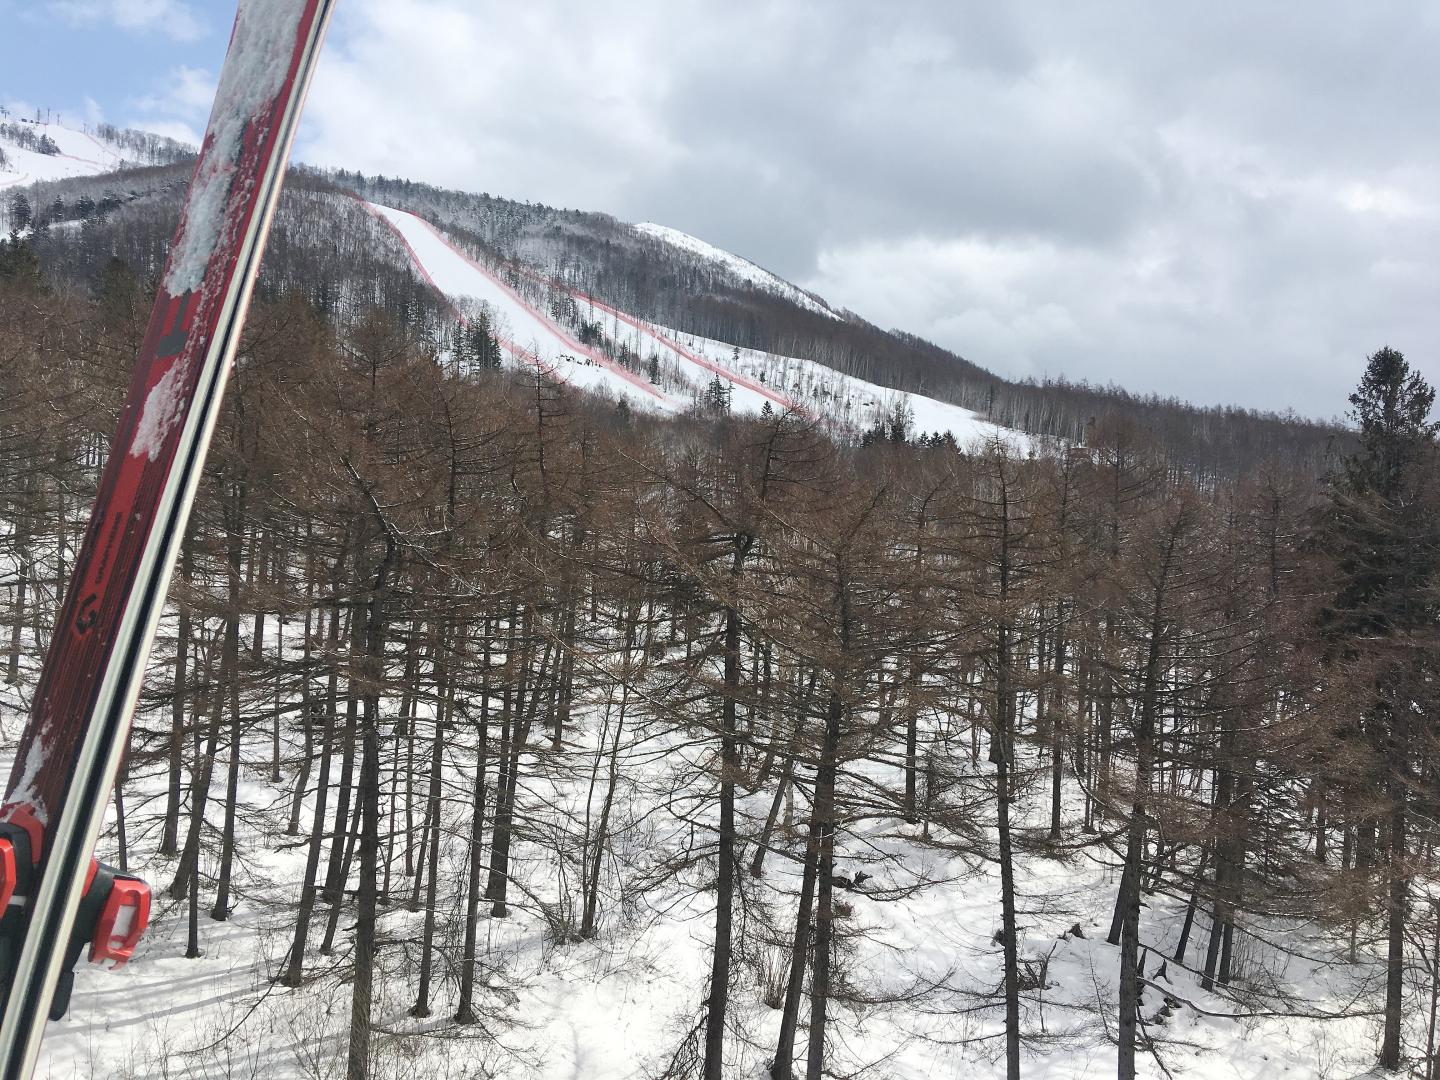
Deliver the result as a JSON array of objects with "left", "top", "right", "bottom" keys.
[
  {"left": 633, "top": 221, "right": 841, "bottom": 320},
  {"left": 4, "top": 617, "right": 1388, "bottom": 1080},
  {"left": 376, "top": 204, "right": 1023, "bottom": 447},
  {"left": 2, "top": 119, "right": 1019, "bottom": 448},
  {"left": 0, "top": 120, "right": 131, "bottom": 188},
  {"left": 585, "top": 299, "right": 1022, "bottom": 446},
  {"left": 366, "top": 202, "right": 679, "bottom": 410}
]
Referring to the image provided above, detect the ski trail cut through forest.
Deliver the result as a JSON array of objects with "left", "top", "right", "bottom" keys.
[
  {"left": 365, "top": 201, "right": 677, "bottom": 409},
  {"left": 507, "top": 261, "right": 807, "bottom": 416},
  {"left": 353, "top": 196, "right": 562, "bottom": 380}
]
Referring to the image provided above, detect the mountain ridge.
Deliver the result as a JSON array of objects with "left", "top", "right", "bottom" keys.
[{"left": 1, "top": 116, "right": 1344, "bottom": 477}]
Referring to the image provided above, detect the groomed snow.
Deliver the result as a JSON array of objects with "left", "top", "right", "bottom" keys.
[
  {"left": 380, "top": 209, "right": 1026, "bottom": 449},
  {"left": 368, "top": 203, "right": 678, "bottom": 412},
  {"left": 0, "top": 120, "right": 130, "bottom": 190},
  {"left": 577, "top": 299, "right": 1028, "bottom": 449}
]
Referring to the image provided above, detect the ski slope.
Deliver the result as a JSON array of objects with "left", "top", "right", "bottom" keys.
[
  {"left": 576, "top": 297, "right": 1025, "bottom": 447},
  {"left": 0, "top": 120, "right": 1021, "bottom": 449},
  {"left": 633, "top": 222, "right": 840, "bottom": 320},
  {"left": 0, "top": 120, "right": 130, "bottom": 188},
  {"left": 364, "top": 202, "right": 677, "bottom": 411},
  {"left": 376, "top": 206, "right": 1025, "bottom": 448}
]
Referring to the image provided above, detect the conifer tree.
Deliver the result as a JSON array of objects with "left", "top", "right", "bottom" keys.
[{"left": 1320, "top": 347, "right": 1440, "bottom": 1072}]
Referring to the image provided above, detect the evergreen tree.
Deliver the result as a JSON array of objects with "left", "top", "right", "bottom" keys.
[
  {"left": 1320, "top": 346, "right": 1440, "bottom": 1073},
  {"left": 96, "top": 256, "right": 138, "bottom": 323},
  {"left": 703, "top": 374, "right": 731, "bottom": 414},
  {"left": 0, "top": 234, "right": 42, "bottom": 286},
  {"left": 468, "top": 312, "right": 502, "bottom": 369},
  {"left": 7, "top": 192, "right": 30, "bottom": 234}
]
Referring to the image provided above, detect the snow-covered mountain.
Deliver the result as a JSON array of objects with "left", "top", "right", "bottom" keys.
[
  {"left": 632, "top": 221, "right": 841, "bottom": 320},
  {"left": 2, "top": 117, "right": 1025, "bottom": 447},
  {"left": 0, "top": 114, "right": 1390, "bottom": 1080},
  {"left": 369, "top": 201, "right": 1018, "bottom": 445}
]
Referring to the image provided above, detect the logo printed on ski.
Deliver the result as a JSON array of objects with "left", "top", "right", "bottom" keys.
[{"left": 73, "top": 596, "right": 99, "bottom": 637}]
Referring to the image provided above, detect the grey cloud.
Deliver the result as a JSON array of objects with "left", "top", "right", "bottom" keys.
[{"left": 298, "top": 0, "right": 1440, "bottom": 416}]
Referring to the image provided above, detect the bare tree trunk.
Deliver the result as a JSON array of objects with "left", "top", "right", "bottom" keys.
[
  {"left": 994, "top": 656, "right": 1021, "bottom": 1080},
  {"left": 804, "top": 684, "right": 842, "bottom": 1080},
  {"left": 162, "top": 536, "right": 193, "bottom": 856},
  {"left": 288, "top": 565, "right": 316, "bottom": 837},
  {"left": 212, "top": 481, "right": 247, "bottom": 921},
  {"left": 412, "top": 624, "right": 455, "bottom": 1019},
  {"left": 703, "top": 590, "right": 743, "bottom": 1080},
  {"left": 5, "top": 484, "right": 31, "bottom": 684},
  {"left": 488, "top": 614, "right": 548, "bottom": 917},
  {"left": 456, "top": 622, "right": 492, "bottom": 1025},
  {"left": 282, "top": 583, "right": 342, "bottom": 987},
  {"left": 771, "top": 794, "right": 820, "bottom": 1080},
  {"left": 581, "top": 659, "right": 629, "bottom": 938},
  {"left": 346, "top": 481, "right": 398, "bottom": 1080},
  {"left": 1049, "top": 631, "right": 1067, "bottom": 841},
  {"left": 1173, "top": 847, "right": 1209, "bottom": 966},
  {"left": 1116, "top": 524, "right": 1177, "bottom": 1080},
  {"left": 169, "top": 655, "right": 228, "bottom": 901},
  {"left": 1380, "top": 793, "right": 1408, "bottom": 1070}
]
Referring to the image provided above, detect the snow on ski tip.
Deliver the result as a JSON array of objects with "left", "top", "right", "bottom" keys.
[{"left": 165, "top": 0, "right": 308, "bottom": 296}]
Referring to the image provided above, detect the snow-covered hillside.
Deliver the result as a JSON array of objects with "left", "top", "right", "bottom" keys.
[
  {"left": 0, "top": 120, "right": 132, "bottom": 190},
  {"left": 1, "top": 613, "right": 1392, "bottom": 1080},
  {"left": 633, "top": 221, "right": 840, "bottom": 320},
  {"left": 370, "top": 202, "right": 1020, "bottom": 447},
  {"left": 366, "top": 202, "right": 679, "bottom": 410},
  {"left": 0, "top": 124, "right": 1014, "bottom": 449},
  {"left": 0, "top": 118, "right": 1422, "bottom": 1080}
]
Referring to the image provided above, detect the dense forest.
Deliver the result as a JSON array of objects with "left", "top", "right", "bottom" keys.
[{"left": 0, "top": 217, "right": 1437, "bottom": 1078}]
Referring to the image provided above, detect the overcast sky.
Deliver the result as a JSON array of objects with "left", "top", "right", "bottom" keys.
[{"left": 4, "top": 0, "right": 1438, "bottom": 420}]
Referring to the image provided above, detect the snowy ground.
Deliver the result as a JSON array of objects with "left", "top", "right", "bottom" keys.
[
  {"left": 366, "top": 202, "right": 678, "bottom": 412},
  {"left": 0, "top": 619, "right": 1396, "bottom": 1080}
]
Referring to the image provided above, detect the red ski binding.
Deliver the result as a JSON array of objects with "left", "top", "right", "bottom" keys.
[
  {"left": 0, "top": 804, "right": 151, "bottom": 1016},
  {"left": 88, "top": 876, "right": 150, "bottom": 969}
]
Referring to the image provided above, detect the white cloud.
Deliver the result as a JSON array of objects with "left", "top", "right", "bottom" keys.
[
  {"left": 47, "top": 0, "right": 205, "bottom": 42},
  {"left": 130, "top": 65, "right": 215, "bottom": 116},
  {"left": 126, "top": 65, "right": 214, "bottom": 146}
]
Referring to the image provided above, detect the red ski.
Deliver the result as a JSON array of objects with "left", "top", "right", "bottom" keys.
[{"left": 0, "top": 2, "right": 336, "bottom": 1076}]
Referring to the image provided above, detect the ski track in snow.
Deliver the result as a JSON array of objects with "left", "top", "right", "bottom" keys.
[{"left": 0, "top": 121, "right": 129, "bottom": 190}]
